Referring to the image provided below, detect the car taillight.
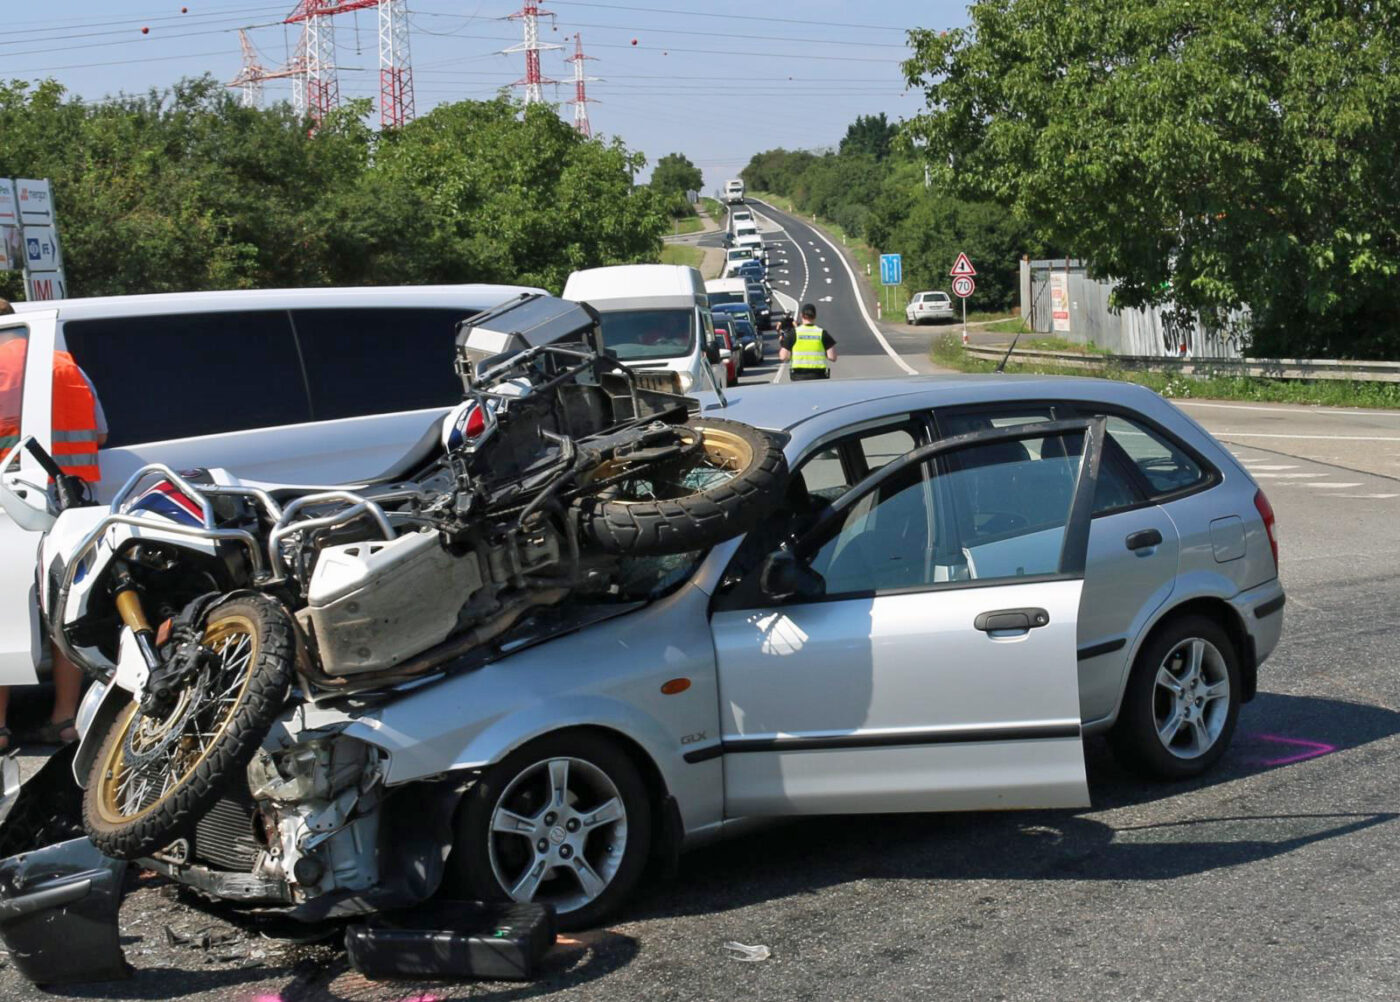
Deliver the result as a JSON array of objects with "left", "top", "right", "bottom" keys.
[{"left": 1253, "top": 489, "right": 1278, "bottom": 571}]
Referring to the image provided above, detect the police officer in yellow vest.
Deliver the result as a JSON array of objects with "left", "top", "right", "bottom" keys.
[{"left": 778, "top": 303, "right": 837, "bottom": 380}]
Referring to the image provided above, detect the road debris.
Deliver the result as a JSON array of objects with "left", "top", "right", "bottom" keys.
[{"left": 722, "top": 941, "right": 771, "bottom": 962}]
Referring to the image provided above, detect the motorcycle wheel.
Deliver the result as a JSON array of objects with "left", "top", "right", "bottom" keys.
[
  {"left": 575, "top": 417, "right": 787, "bottom": 556},
  {"left": 82, "top": 595, "right": 295, "bottom": 861}
]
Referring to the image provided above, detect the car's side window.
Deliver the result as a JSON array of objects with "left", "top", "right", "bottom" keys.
[
  {"left": 63, "top": 311, "right": 311, "bottom": 447},
  {"left": 798, "top": 419, "right": 924, "bottom": 505},
  {"left": 938, "top": 405, "right": 1141, "bottom": 515},
  {"left": 1104, "top": 415, "right": 1207, "bottom": 497},
  {"left": 805, "top": 426, "right": 1089, "bottom": 598},
  {"left": 292, "top": 307, "right": 470, "bottom": 422}
]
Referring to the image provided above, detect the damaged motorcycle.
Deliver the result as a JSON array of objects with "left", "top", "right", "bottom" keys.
[{"left": 8, "top": 293, "right": 786, "bottom": 929}]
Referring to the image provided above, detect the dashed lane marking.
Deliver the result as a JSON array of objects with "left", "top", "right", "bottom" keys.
[
  {"left": 1251, "top": 473, "right": 1327, "bottom": 479},
  {"left": 1302, "top": 482, "right": 1364, "bottom": 489},
  {"left": 1335, "top": 493, "right": 1400, "bottom": 499}
]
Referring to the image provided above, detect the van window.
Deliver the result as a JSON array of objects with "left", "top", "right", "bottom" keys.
[
  {"left": 597, "top": 309, "right": 695, "bottom": 361},
  {"left": 707, "top": 290, "right": 746, "bottom": 308},
  {"left": 291, "top": 307, "right": 468, "bottom": 421},
  {"left": 64, "top": 312, "right": 310, "bottom": 447}
]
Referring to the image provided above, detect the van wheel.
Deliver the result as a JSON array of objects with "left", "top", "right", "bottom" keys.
[
  {"left": 447, "top": 732, "right": 652, "bottom": 930},
  {"left": 1109, "top": 615, "right": 1241, "bottom": 779}
]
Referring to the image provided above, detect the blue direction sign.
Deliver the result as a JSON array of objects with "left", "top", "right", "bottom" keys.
[{"left": 879, "top": 253, "right": 903, "bottom": 286}]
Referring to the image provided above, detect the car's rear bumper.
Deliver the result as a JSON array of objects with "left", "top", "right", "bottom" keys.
[{"left": 1234, "top": 577, "right": 1286, "bottom": 678}]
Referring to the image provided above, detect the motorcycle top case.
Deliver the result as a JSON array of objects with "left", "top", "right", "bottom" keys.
[{"left": 344, "top": 900, "right": 557, "bottom": 981}]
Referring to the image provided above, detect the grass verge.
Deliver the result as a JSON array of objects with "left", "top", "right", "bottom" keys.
[
  {"left": 699, "top": 197, "right": 724, "bottom": 221},
  {"left": 659, "top": 244, "right": 704, "bottom": 270},
  {"left": 670, "top": 215, "right": 704, "bottom": 236},
  {"left": 931, "top": 334, "right": 1400, "bottom": 408}
]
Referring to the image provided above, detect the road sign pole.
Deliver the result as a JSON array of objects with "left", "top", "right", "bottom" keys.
[{"left": 962, "top": 295, "right": 967, "bottom": 340}]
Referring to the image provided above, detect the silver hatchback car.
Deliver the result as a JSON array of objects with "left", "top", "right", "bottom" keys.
[{"left": 116, "top": 375, "right": 1283, "bottom": 928}]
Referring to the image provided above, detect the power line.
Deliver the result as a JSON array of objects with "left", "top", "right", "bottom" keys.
[{"left": 413, "top": 1, "right": 912, "bottom": 33}]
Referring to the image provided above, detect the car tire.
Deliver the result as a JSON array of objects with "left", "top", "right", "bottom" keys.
[
  {"left": 1109, "top": 614, "right": 1241, "bottom": 780},
  {"left": 446, "top": 731, "right": 653, "bottom": 930}
]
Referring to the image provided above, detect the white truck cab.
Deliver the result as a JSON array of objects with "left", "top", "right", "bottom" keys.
[
  {"left": 562, "top": 264, "right": 727, "bottom": 397},
  {"left": 724, "top": 179, "right": 746, "bottom": 204},
  {"left": 0, "top": 284, "right": 537, "bottom": 685}
]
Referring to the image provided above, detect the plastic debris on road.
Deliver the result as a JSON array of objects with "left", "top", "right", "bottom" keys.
[{"left": 723, "top": 941, "right": 771, "bottom": 962}]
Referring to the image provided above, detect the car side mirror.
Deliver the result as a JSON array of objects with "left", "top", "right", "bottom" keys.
[
  {"left": 705, "top": 343, "right": 723, "bottom": 365},
  {"left": 759, "top": 548, "right": 825, "bottom": 602},
  {"left": 719, "top": 347, "right": 733, "bottom": 361}
]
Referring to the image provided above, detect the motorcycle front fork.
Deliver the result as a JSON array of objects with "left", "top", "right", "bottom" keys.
[{"left": 111, "top": 561, "right": 162, "bottom": 672}]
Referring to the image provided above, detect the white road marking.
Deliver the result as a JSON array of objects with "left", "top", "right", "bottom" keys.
[
  {"left": 763, "top": 198, "right": 918, "bottom": 377},
  {"left": 1215, "top": 433, "right": 1400, "bottom": 441},
  {"left": 1335, "top": 493, "right": 1400, "bottom": 499},
  {"left": 823, "top": 266, "right": 830, "bottom": 272},
  {"left": 1251, "top": 472, "right": 1327, "bottom": 479},
  {"left": 1241, "top": 464, "right": 1297, "bottom": 470},
  {"left": 825, "top": 277, "right": 833, "bottom": 283},
  {"left": 1178, "top": 400, "right": 1400, "bottom": 419},
  {"left": 1303, "top": 482, "right": 1364, "bottom": 489}
]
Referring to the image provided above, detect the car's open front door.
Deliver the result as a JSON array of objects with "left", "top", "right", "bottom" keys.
[
  {"left": 0, "top": 309, "right": 58, "bottom": 685},
  {"left": 709, "top": 418, "right": 1105, "bottom": 817}
]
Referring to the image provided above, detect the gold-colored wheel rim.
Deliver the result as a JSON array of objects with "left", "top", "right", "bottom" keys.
[
  {"left": 95, "top": 614, "right": 259, "bottom": 826},
  {"left": 590, "top": 425, "right": 754, "bottom": 499}
]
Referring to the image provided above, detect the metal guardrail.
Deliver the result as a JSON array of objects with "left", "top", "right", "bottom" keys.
[{"left": 963, "top": 346, "right": 1400, "bottom": 383}]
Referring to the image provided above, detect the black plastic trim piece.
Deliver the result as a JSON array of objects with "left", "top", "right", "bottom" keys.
[
  {"left": 1077, "top": 637, "right": 1127, "bottom": 661},
  {"left": 691, "top": 723, "right": 1081, "bottom": 760},
  {"left": 681, "top": 744, "right": 724, "bottom": 764},
  {"left": 1254, "top": 593, "right": 1286, "bottom": 619}
]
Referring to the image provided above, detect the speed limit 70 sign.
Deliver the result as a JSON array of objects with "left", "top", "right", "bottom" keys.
[{"left": 952, "top": 275, "right": 975, "bottom": 298}]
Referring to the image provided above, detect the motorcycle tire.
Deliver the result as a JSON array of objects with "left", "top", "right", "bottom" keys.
[
  {"left": 82, "top": 594, "right": 295, "bottom": 860},
  {"left": 575, "top": 417, "right": 787, "bottom": 556}
]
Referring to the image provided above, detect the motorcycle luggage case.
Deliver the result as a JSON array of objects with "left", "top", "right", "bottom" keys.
[{"left": 344, "top": 900, "right": 556, "bottom": 981}]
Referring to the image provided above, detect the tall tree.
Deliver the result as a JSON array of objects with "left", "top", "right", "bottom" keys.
[
  {"left": 904, "top": 1, "right": 1400, "bottom": 357},
  {"left": 839, "top": 113, "right": 898, "bottom": 161},
  {"left": 649, "top": 152, "right": 703, "bottom": 198}
]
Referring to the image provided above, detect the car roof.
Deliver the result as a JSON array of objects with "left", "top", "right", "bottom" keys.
[
  {"left": 563, "top": 264, "right": 704, "bottom": 303},
  {"left": 11, "top": 284, "right": 542, "bottom": 320},
  {"left": 696, "top": 374, "right": 1170, "bottom": 435}
]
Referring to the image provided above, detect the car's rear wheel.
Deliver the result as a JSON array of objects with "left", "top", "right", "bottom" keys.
[
  {"left": 447, "top": 732, "right": 652, "bottom": 930},
  {"left": 1109, "top": 615, "right": 1241, "bottom": 779}
]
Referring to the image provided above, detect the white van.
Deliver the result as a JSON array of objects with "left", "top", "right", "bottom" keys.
[
  {"left": 724, "top": 179, "right": 745, "bottom": 204},
  {"left": 0, "top": 284, "right": 536, "bottom": 684},
  {"left": 562, "top": 264, "right": 726, "bottom": 397}
]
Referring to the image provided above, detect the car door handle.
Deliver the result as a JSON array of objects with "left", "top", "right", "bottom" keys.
[
  {"left": 1125, "top": 528, "right": 1163, "bottom": 551},
  {"left": 974, "top": 608, "right": 1050, "bottom": 633}
]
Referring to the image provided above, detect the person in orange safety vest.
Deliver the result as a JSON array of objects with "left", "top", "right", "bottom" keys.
[{"left": 0, "top": 296, "right": 104, "bottom": 749}]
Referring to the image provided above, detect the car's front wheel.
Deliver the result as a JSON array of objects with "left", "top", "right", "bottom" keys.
[
  {"left": 1109, "top": 615, "right": 1241, "bottom": 779},
  {"left": 447, "top": 731, "right": 653, "bottom": 929}
]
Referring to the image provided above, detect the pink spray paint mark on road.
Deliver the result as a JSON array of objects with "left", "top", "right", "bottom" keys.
[{"left": 1247, "top": 733, "right": 1338, "bottom": 766}]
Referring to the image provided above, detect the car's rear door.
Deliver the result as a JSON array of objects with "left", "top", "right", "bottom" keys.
[
  {"left": 709, "top": 419, "right": 1103, "bottom": 817},
  {"left": 0, "top": 309, "right": 57, "bottom": 684}
]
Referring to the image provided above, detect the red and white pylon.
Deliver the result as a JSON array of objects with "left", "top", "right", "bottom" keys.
[
  {"left": 378, "top": 0, "right": 415, "bottom": 129},
  {"left": 565, "top": 33, "right": 599, "bottom": 136},
  {"left": 283, "top": 1, "right": 416, "bottom": 129},
  {"left": 505, "top": 3, "right": 562, "bottom": 105}
]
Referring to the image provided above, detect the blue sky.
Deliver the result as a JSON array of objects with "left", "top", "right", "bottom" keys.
[{"left": 3, "top": 1, "right": 970, "bottom": 189}]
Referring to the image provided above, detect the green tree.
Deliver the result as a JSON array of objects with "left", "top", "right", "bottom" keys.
[
  {"left": 649, "top": 152, "right": 703, "bottom": 198},
  {"left": 839, "top": 113, "right": 898, "bottom": 161},
  {"left": 904, "top": 1, "right": 1400, "bottom": 357}
]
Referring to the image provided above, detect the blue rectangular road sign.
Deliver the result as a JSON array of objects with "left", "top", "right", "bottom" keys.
[{"left": 879, "top": 253, "right": 903, "bottom": 286}]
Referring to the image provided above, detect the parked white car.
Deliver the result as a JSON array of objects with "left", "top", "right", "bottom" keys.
[
  {"left": 0, "top": 285, "right": 539, "bottom": 686},
  {"left": 906, "top": 290, "right": 956, "bottom": 324}
]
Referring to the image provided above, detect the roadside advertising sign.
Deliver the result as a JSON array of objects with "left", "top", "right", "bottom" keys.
[
  {"left": 25, "top": 271, "right": 67, "bottom": 301},
  {"left": 952, "top": 275, "right": 976, "bottom": 298},
  {"left": 0, "top": 180, "right": 17, "bottom": 228},
  {"left": 16, "top": 179, "right": 54, "bottom": 226},
  {"left": 1050, "top": 271, "right": 1071, "bottom": 332},
  {"left": 22, "top": 225, "right": 62, "bottom": 271}
]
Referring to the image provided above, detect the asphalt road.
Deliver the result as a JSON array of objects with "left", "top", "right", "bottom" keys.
[{"left": 3, "top": 220, "right": 1400, "bottom": 999}]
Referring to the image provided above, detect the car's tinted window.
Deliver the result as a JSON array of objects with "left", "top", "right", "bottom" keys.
[
  {"left": 292, "top": 307, "right": 470, "bottom": 422},
  {"left": 1106, "top": 415, "right": 1207, "bottom": 496},
  {"left": 64, "top": 311, "right": 310, "bottom": 447}
]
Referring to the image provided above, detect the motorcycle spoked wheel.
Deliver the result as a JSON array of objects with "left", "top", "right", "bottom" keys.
[
  {"left": 573, "top": 417, "right": 788, "bottom": 556},
  {"left": 82, "top": 595, "right": 296, "bottom": 861}
]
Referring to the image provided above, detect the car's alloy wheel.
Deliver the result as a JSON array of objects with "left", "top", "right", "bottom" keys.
[
  {"left": 449, "top": 732, "right": 652, "bottom": 929},
  {"left": 1108, "top": 614, "right": 1241, "bottom": 780},
  {"left": 1152, "top": 637, "right": 1230, "bottom": 760}
]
